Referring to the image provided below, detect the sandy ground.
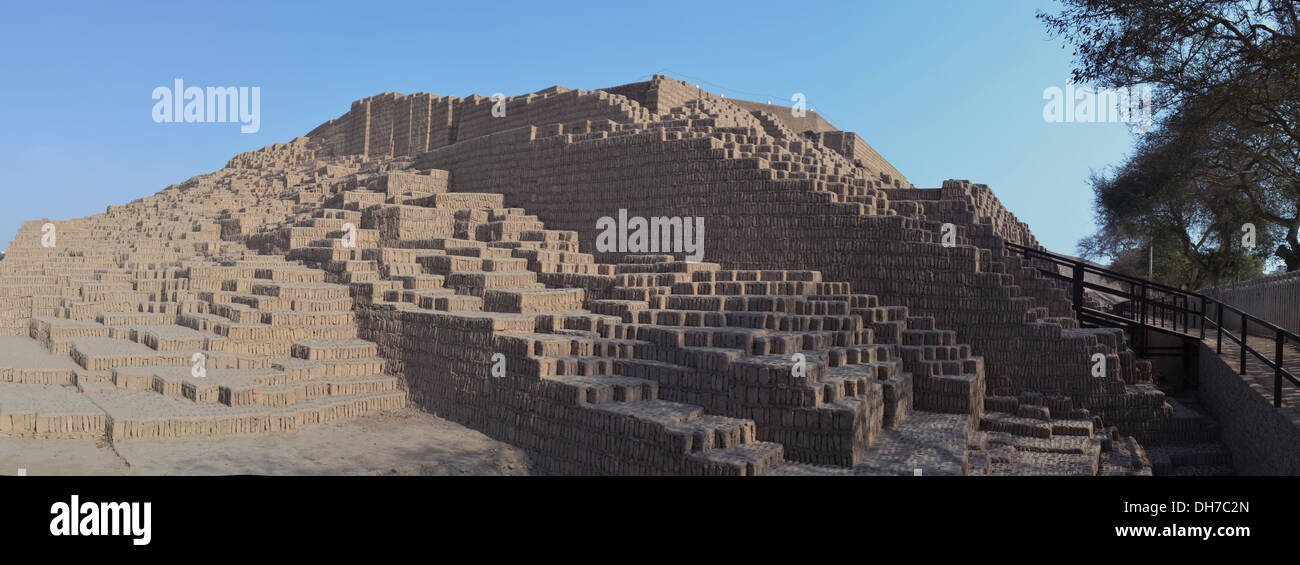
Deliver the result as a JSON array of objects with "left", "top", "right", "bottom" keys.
[{"left": 0, "top": 407, "right": 531, "bottom": 476}]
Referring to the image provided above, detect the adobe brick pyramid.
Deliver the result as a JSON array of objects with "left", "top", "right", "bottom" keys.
[{"left": 1, "top": 74, "right": 1205, "bottom": 475}]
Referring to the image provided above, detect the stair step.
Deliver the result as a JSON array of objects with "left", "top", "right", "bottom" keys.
[
  {"left": 689, "top": 441, "right": 785, "bottom": 476},
  {"left": 543, "top": 374, "right": 658, "bottom": 405},
  {"left": 980, "top": 412, "right": 1052, "bottom": 438},
  {"left": 985, "top": 430, "right": 1093, "bottom": 454},
  {"left": 483, "top": 288, "right": 584, "bottom": 314}
]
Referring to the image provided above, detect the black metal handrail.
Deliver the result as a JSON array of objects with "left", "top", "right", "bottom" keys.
[{"left": 1005, "top": 241, "right": 1300, "bottom": 407}]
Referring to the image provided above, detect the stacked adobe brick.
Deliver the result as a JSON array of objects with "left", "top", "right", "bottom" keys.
[
  {"left": 291, "top": 75, "right": 1173, "bottom": 441},
  {"left": 297, "top": 156, "right": 1148, "bottom": 474},
  {"left": 242, "top": 161, "right": 999, "bottom": 474},
  {"left": 252, "top": 163, "right": 797, "bottom": 474},
  {"left": 242, "top": 123, "right": 1141, "bottom": 474},
  {"left": 0, "top": 140, "right": 405, "bottom": 443},
  {"left": 305, "top": 77, "right": 1165, "bottom": 443}
]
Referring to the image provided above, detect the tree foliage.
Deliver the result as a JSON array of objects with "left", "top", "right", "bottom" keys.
[
  {"left": 1078, "top": 104, "right": 1273, "bottom": 286},
  {"left": 1041, "top": 0, "right": 1300, "bottom": 280}
]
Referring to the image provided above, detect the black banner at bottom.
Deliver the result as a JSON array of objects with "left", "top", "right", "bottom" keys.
[{"left": 0, "top": 476, "right": 1276, "bottom": 555}]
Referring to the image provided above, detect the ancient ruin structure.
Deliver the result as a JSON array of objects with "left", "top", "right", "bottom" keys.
[{"left": 0, "top": 75, "right": 1242, "bottom": 475}]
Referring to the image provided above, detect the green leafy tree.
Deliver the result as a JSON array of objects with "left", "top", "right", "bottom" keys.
[
  {"left": 1077, "top": 105, "right": 1273, "bottom": 287},
  {"left": 1042, "top": 0, "right": 1300, "bottom": 271}
]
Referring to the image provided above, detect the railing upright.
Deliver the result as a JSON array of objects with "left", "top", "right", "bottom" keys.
[
  {"left": 1277, "top": 330, "right": 1286, "bottom": 407},
  {"left": 1199, "top": 296, "right": 1206, "bottom": 339},
  {"left": 1140, "top": 283, "right": 1147, "bottom": 326},
  {"left": 1216, "top": 301, "right": 1223, "bottom": 354},
  {"left": 1241, "top": 316, "right": 1249, "bottom": 375},
  {"left": 1071, "top": 261, "right": 1084, "bottom": 315},
  {"left": 1128, "top": 281, "right": 1134, "bottom": 319}
]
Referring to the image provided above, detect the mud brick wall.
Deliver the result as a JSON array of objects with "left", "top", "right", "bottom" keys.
[
  {"left": 810, "top": 131, "right": 910, "bottom": 188},
  {"left": 354, "top": 304, "right": 734, "bottom": 474},
  {"left": 601, "top": 79, "right": 657, "bottom": 111},
  {"left": 721, "top": 353, "right": 885, "bottom": 466},
  {"left": 367, "top": 92, "right": 403, "bottom": 157},
  {"left": 948, "top": 181, "right": 1038, "bottom": 249},
  {"left": 304, "top": 88, "right": 648, "bottom": 160},
  {"left": 0, "top": 367, "right": 76, "bottom": 385},
  {"left": 0, "top": 382, "right": 106, "bottom": 438},
  {"left": 453, "top": 87, "right": 650, "bottom": 144},
  {"left": 403, "top": 93, "right": 442, "bottom": 155},
  {"left": 643, "top": 77, "right": 703, "bottom": 114},
  {"left": 356, "top": 305, "right": 516, "bottom": 425},
  {"left": 611, "top": 76, "right": 909, "bottom": 187},
  {"left": 729, "top": 98, "right": 838, "bottom": 134},
  {"left": 482, "top": 288, "right": 584, "bottom": 313},
  {"left": 342, "top": 98, "right": 371, "bottom": 157},
  {"left": 603, "top": 75, "right": 706, "bottom": 115},
  {"left": 370, "top": 170, "right": 450, "bottom": 196},
  {"left": 307, "top": 112, "right": 351, "bottom": 157},
  {"left": 645, "top": 76, "right": 909, "bottom": 189},
  {"left": 881, "top": 181, "right": 1038, "bottom": 250},
  {"left": 881, "top": 180, "right": 1069, "bottom": 319},
  {"left": 638, "top": 76, "right": 722, "bottom": 116},
  {"left": 365, "top": 205, "right": 458, "bottom": 245},
  {"left": 391, "top": 94, "right": 416, "bottom": 156},
  {"left": 427, "top": 96, "right": 458, "bottom": 152}
]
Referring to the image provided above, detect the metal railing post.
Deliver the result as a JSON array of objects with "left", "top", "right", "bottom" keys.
[
  {"left": 1128, "top": 282, "right": 1135, "bottom": 320},
  {"left": 1216, "top": 302, "right": 1223, "bottom": 354},
  {"left": 1140, "top": 283, "right": 1147, "bottom": 326},
  {"left": 1200, "top": 296, "right": 1206, "bottom": 339},
  {"left": 1276, "top": 330, "right": 1285, "bottom": 408},
  {"left": 1241, "top": 316, "right": 1248, "bottom": 375},
  {"left": 1072, "top": 261, "right": 1084, "bottom": 316},
  {"left": 1181, "top": 295, "right": 1187, "bottom": 332}
]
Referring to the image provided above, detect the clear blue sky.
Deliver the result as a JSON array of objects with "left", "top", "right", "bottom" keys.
[{"left": 0, "top": 0, "right": 1139, "bottom": 255}]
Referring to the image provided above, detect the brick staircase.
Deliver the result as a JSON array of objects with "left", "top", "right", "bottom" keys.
[
  {"left": 389, "top": 80, "right": 1176, "bottom": 451},
  {"left": 0, "top": 155, "right": 405, "bottom": 443},
  {"left": 211, "top": 151, "right": 1150, "bottom": 475}
]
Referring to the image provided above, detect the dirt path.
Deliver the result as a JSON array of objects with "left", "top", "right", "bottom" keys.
[{"left": 0, "top": 407, "right": 531, "bottom": 476}]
